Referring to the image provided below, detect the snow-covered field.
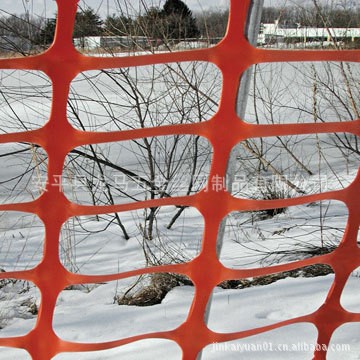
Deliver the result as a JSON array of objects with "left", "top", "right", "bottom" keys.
[{"left": 0, "top": 61, "right": 359, "bottom": 358}]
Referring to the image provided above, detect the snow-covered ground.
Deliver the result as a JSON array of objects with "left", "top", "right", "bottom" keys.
[
  {"left": 0, "top": 61, "right": 359, "bottom": 359},
  {"left": 0, "top": 273, "right": 359, "bottom": 359}
]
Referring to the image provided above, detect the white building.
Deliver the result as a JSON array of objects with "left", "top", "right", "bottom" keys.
[
  {"left": 73, "top": 36, "right": 150, "bottom": 51},
  {"left": 258, "top": 21, "right": 360, "bottom": 46}
]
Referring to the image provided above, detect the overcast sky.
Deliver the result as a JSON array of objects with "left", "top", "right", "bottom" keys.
[
  {"left": 3, "top": 0, "right": 352, "bottom": 19},
  {"left": 3, "top": 0, "right": 228, "bottom": 18}
]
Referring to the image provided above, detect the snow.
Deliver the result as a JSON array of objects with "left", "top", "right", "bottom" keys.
[
  {"left": 341, "top": 270, "right": 360, "bottom": 313},
  {"left": 203, "top": 323, "right": 319, "bottom": 359},
  {"left": 220, "top": 200, "right": 349, "bottom": 268},
  {"left": 245, "top": 62, "right": 360, "bottom": 124},
  {"left": 52, "top": 339, "right": 182, "bottom": 360},
  {"left": 0, "top": 347, "right": 30, "bottom": 360},
  {"left": 327, "top": 323, "right": 360, "bottom": 360},
  {"left": 59, "top": 206, "right": 203, "bottom": 275},
  {"left": 0, "top": 142, "right": 48, "bottom": 204},
  {"left": 0, "top": 212, "right": 44, "bottom": 271},
  {"left": 0, "top": 280, "right": 40, "bottom": 336},
  {"left": 207, "top": 275, "right": 334, "bottom": 333},
  {"left": 0, "top": 70, "right": 51, "bottom": 133},
  {"left": 0, "top": 61, "right": 359, "bottom": 359},
  {"left": 67, "top": 61, "right": 221, "bottom": 131},
  {"left": 53, "top": 285, "right": 194, "bottom": 343}
]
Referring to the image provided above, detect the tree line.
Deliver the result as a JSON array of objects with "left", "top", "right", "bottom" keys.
[
  {"left": 0, "top": 0, "right": 203, "bottom": 50},
  {"left": 262, "top": 4, "right": 360, "bottom": 28},
  {"left": 1, "top": 1, "right": 359, "bottom": 53}
]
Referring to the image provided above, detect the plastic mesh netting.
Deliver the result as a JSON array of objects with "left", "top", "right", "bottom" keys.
[{"left": 0, "top": 0, "right": 359, "bottom": 359}]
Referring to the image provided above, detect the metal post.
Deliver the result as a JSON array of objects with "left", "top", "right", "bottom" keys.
[
  {"left": 224, "top": 0, "right": 264, "bottom": 211},
  {"left": 198, "top": 1, "right": 264, "bottom": 358}
]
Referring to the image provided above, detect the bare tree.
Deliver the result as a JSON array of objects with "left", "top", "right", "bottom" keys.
[
  {"left": 224, "top": 0, "right": 360, "bottom": 268},
  {"left": 2, "top": 0, "right": 358, "bottom": 299}
]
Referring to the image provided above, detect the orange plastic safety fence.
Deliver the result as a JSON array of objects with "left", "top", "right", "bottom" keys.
[{"left": 0, "top": 0, "right": 359, "bottom": 359}]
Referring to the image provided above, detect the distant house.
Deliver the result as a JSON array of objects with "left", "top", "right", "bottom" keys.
[
  {"left": 73, "top": 36, "right": 101, "bottom": 50},
  {"left": 73, "top": 35, "right": 211, "bottom": 52},
  {"left": 258, "top": 21, "right": 360, "bottom": 46},
  {"left": 73, "top": 36, "right": 151, "bottom": 51}
]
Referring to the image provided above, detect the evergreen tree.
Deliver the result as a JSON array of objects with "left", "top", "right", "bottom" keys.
[
  {"left": 140, "top": 0, "right": 199, "bottom": 41},
  {"left": 163, "top": 0, "right": 192, "bottom": 17},
  {"left": 137, "top": 7, "right": 163, "bottom": 38},
  {"left": 37, "top": 17, "right": 56, "bottom": 45},
  {"left": 73, "top": 8, "right": 103, "bottom": 38},
  {"left": 104, "top": 14, "right": 133, "bottom": 36},
  {"left": 161, "top": 0, "right": 199, "bottom": 39},
  {"left": 37, "top": 7, "right": 103, "bottom": 46}
]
